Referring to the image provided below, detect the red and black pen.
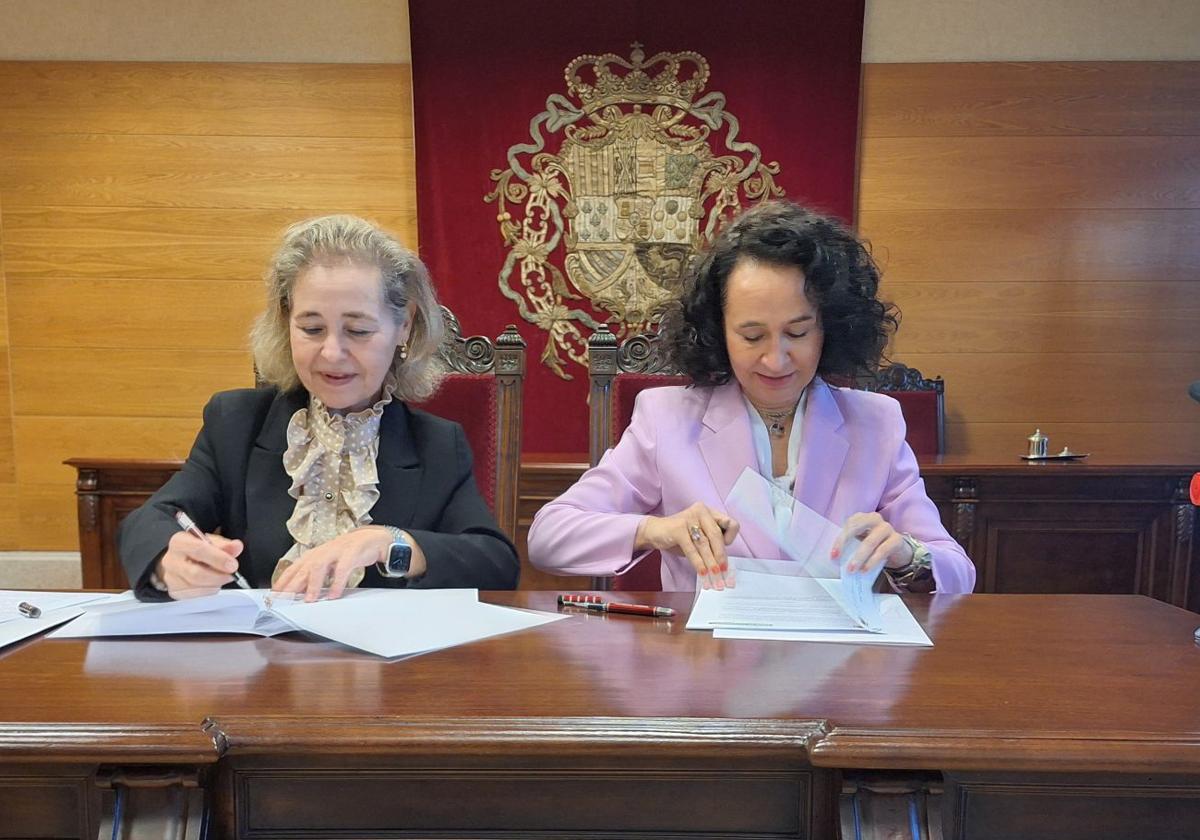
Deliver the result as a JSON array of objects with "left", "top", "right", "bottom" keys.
[{"left": 558, "top": 593, "right": 675, "bottom": 618}]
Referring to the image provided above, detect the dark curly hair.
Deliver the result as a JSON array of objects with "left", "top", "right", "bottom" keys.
[{"left": 662, "top": 200, "right": 898, "bottom": 386}]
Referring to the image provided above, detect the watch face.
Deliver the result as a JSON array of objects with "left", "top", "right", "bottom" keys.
[{"left": 386, "top": 540, "right": 412, "bottom": 577}]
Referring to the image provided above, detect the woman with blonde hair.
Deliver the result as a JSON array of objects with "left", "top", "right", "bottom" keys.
[{"left": 121, "top": 215, "right": 519, "bottom": 601}]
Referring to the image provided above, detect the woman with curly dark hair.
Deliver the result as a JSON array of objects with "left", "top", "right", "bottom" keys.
[{"left": 529, "top": 200, "right": 974, "bottom": 593}]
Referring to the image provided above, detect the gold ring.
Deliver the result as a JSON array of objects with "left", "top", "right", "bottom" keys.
[{"left": 689, "top": 525, "right": 704, "bottom": 543}]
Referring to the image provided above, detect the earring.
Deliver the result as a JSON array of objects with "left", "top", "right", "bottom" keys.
[{"left": 398, "top": 343, "right": 409, "bottom": 362}]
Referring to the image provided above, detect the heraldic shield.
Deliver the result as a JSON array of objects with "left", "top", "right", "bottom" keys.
[{"left": 486, "top": 44, "right": 783, "bottom": 378}]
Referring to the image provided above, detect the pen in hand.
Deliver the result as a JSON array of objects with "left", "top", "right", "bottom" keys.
[
  {"left": 558, "top": 594, "right": 675, "bottom": 618},
  {"left": 174, "top": 510, "right": 251, "bottom": 590}
]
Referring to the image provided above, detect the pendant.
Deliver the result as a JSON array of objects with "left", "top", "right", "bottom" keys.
[{"left": 769, "top": 420, "right": 786, "bottom": 438}]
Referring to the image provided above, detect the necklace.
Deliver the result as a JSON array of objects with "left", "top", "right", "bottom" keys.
[{"left": 759, "top": 407, "right": 796, "bottom": 438}]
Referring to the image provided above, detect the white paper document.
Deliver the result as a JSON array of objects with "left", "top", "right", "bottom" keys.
[
  {"left": 265, "top": 589, "right": 566, "bottom": 658},
  {"left": 0, "top": 590, "right": 130, "bottom": 652},
  {"left": 50, "top": 588, "right": 566, "bottom": 659},
  {"left": 688, "top": 570, "right": 866, "bottom": 631},
  {"left": 0, "top": 590, "right": 120, "bottom": 622},
  {"left": 687, "top": 558, "right": 930, "bottom": 646},
  {"left": 50, "top": 589, "right": 292, "bottom": 639},
  {"left": 726, "top": 469, "right": 840, "bottom": 575},
  {"left": 715, "top": 594, "right": 932, "bottom": 647}
]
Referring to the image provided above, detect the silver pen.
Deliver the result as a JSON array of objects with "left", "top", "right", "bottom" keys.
[{"left": 173, "top": 510, "right": 251, "bottom": 590}]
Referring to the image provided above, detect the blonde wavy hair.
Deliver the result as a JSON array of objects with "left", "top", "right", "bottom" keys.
[{"left": 250, "top": 215, "right": 445, "bottom": 402}]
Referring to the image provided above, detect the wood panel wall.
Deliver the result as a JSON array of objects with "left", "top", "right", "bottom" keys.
[
  {"left": 859, "top": 61, "right": 1200, "bottom": 459},
  {"left": 0, "top": 62, "right": 417, "bottom": 549},
  {"left": 1, "top": 60, "right": 1197, "bottom": 554}
]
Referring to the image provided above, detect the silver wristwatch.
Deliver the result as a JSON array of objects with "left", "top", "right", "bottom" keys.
[{"left": 377, "top": 526, "right": 413, "bottom": 581}]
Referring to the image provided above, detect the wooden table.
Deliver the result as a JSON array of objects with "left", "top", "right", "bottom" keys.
[{"left": 1, "top": 592, "right": 1199, "bottom": 839}]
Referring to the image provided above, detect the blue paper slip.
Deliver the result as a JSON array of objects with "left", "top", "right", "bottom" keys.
[{"left": 838, "top": 536, "right": 885, "bottom": 631}]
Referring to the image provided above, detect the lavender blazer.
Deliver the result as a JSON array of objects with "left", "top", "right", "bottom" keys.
[{"left": 527, "top": 378, "right": 976, "bottom": 592}]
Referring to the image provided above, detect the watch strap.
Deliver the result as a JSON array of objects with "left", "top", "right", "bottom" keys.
[
  {"left": 377, "top": 526, "right": 411, "bottom": 583},
  {"left": 884, "top": 533, "right": 934, "bottom": 590}
]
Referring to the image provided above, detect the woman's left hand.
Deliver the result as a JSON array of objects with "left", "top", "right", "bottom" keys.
[
  {"left": 831, "top": 512, "right": 913, "bottom": 574},
  {"left": 272, "top": 525, "right": 394, "bottom": 602}
]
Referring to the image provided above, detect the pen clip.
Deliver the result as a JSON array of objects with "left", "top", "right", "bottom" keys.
[{"left": 558, "top": 594, "right": 601, "bottom": 607}]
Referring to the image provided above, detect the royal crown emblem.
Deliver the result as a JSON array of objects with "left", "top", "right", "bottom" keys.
[{"left": 486, "top": 44, "right": 783, "bottom": 377}]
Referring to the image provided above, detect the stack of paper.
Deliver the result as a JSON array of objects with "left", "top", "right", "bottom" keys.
[{"left": 687, "top": 558, "right": 932, "bottom": 647}]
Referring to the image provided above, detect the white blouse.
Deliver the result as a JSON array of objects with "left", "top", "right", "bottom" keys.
[{"left": 744, "top": 388, "right": 808, "bottom": 535}]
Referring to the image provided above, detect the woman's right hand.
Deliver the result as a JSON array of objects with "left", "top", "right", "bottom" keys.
[
  {"left": 155, "top": 530, "right": 244, "bottom": 600},
  {"left": 635, "top": 502, "right": 739, "bottom": 590}
]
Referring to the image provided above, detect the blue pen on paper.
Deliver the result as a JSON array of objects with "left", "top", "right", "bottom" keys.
[{"left": 173, "top": 510, "right": 251, "bottom": 590}]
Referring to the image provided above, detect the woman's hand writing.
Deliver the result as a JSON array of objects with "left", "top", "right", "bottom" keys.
[
  {"left": 635, "top": 502, "right": 739, "bottom": 590},
  {"left": 157, "top": 530, "right": 244, "bottom": 600}
]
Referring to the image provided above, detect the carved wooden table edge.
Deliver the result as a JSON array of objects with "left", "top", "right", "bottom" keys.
[
  {"left": 0, "top": 722, "right": 219, "bottom": 764},
  {"left": 203, "top": 714, "right": 830, "bottom": 758},
  {"left": 811, "top": 726, "right": 1200, "bottom": 774}
]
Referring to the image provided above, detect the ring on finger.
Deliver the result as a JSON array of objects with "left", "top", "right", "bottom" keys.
[{"left": 688, "top": 524, "right": 704, "bottom": 543}]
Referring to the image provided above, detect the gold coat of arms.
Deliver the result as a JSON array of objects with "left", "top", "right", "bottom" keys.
[{"left": 486, "top": 44, "right": 783, "bottom": 377}]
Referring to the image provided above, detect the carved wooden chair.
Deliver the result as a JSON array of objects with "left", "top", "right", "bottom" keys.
[
  {"left": 586, "top": 324, "right": 688, "bottom": 591},
  {"left": 586, "top": 326, "right": 946, "bottom": 590},
  {"left": 418, "top": 306, "right": 526, "bottom": 540},
  {"left": 587, "top": 324, "right": 689, "bottom": 466},
  {"left": 857, "top": 362, "right": 946, "bottom": 457}
]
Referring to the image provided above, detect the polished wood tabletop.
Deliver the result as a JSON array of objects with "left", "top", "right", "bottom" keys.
[{"left": 1, "top": 592, "right": 1198, "bottom": 775}]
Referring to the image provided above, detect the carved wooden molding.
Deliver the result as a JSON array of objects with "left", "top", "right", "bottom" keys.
[
  {"left": 1173, "top": 478, "right": 1195, "bottom": 545},
  {"left": 1177, "top": 504, "right": 1195, "bottom": 545},
  {"left": 951, "top": 478, "right": 978, "bottom": 548},
  {"left": 615, "top": 329, "right": 682, "bottom": 375},
  {"left": 95, "top": 766, "right": 204, "bottom": 790},
  {"left": 75, "top": 468, "right": 98, "bottom": 493},
  {"left": 587, "top": 323, "right": 620, "bottom": 375},
  {"left": 840, "top": 773, "right": 943, "bottom": 840},
  {"left": 438, "top": 305, "right": 497, "bottom": 374},
  {"left": 203, "top": 715, "right": 827, "bottom": 758},
  {"left": 859, "top": 363, "right": 944, "bottom": 394},
  {"left": 0, "top": 723, "right": 219, "bottom": 763},
  {"left": 80, "top": 494, "right": 99, "bottom": 533},
  {"left": 812, "top": 727, "right": 1200, "bottom": 774},
  {"left": 494, "top": 324, "right": 527, "bottom": 377},
  {"left": 97, "top": 767, "right": 208, "bottom": 840}
]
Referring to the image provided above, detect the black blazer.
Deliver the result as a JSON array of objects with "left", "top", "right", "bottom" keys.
[{"left": 119, "top": 387, "right": 519, "bottom": 599}]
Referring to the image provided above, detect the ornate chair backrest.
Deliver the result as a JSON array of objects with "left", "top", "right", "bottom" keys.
[
  {"left": 587, "top": 324, "right": 689, "bottom": 467},
  {"left": 416, "top": 306, "right": 526, "bottom": 540},
  {"left": 857, "top": 362, "right": 946, "bottom": 457},
  {"left": 587, "top": 324, "right": 688, "bottom": 591}
]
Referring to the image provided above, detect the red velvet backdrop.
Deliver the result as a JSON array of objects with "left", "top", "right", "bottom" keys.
[{"left": 410, "top": 0, "right": 865, "bottom": 456}]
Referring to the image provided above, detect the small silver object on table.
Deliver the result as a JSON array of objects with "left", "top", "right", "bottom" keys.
[
  {"left": 1027, "top": 428, "right": 1049, "bottom": 458},
  {"left": 1022, "top": 429, "right": 1089, "bottom": 461}
]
